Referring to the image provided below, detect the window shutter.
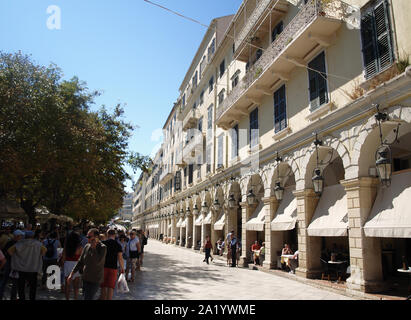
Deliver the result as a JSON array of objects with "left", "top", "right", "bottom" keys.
[
  {"left": 375, "top": 0, "right": 393, "bottom": 71},
  {"left": 361, "top": 11, "right": 378, "bottom": 78},
  {"left": 274, "top": 85, "right": 287, "bottom": 133},
  {"left": 308, "top": 52, "right": 327, "bottom": 110}
]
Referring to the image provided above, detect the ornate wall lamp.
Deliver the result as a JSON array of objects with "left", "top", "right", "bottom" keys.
[
  {"left": 374, "top": 104, "right": 400, "bottom": 187},
  {"left": 247, "top": 189, "right": 256, "bottom": 205},
  {"left": 201, "top": 201, "right": 208, "bottom": 213},
  {"left": 311, "top": 132, "right": 334, "bottom": 196},
  {"left": 228, "top": 194, "right": 237, "bottom": 208}
]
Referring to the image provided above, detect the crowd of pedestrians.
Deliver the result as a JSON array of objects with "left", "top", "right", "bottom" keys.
[{"left": 0, "top": 222, "right": 148, "bottom": 300}]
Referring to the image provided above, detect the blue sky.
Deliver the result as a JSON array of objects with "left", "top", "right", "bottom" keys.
[{"left": 0, "top": 0, "right": 242, "bottom": 192}]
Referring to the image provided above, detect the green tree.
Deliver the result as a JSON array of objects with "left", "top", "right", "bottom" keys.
[{"left": 0, "top": 52, "right": 133, "bottom": 224}]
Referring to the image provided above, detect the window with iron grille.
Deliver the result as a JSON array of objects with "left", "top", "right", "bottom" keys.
[
  {"left": 274, "top": 85, "right": 287, "bottom": 133},
  {"left": 361, "top": 0, "right": 394, "bottom": 80},
  {"left": 174, "top": 171, "right": 181, "bottom": 191},
  {"left": 249, "top": 108, "right": 259, "bottom": 148},
  {"left": 231, "top": 124, "right": 239, "bottom": 159},
  {"left": 192, "top": 71, "right": 198, "bottom": 89},
  {"left": 308, "top": 51, "right": 328, "bottom": 110}
]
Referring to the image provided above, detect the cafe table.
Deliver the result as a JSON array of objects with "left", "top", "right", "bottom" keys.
[
  {"left": 281, "top": 254, "right": 294, "bottom": 265},
  {"left": 327, "top": 260, "right": 347, "bottom": 283},
  {"left": 397, "top": 268, "right": 411, "bottom": 300}
]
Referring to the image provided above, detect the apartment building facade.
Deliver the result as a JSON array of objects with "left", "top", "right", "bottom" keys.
[{"left": 134, "top": 0, "right": 411, "bottom": 295}]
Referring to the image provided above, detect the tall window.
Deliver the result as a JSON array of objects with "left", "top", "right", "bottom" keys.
[
  {"left": 219, "top": 59, "right": 225, "bottom": 78},
  {"left": 192, "top": 71, "right": 198, "bottom": 89},
  {"left": 361, "top": 0, "right": 394, "bottom": 79},
  {"left": 188, "top": 164, "right": 193, "bottom": 185},
  {"left": 232, "top": 73, "right": 239, "bottom": 88},
  {"left": 207, "top": 104, "right": 213, "bottom": 129},
  {"left": 217, "top": 134, "right": 224, "bottom": 168},
  {"left": 249, "top": 108, "right": 259, "bottom": 148},
  {"left": 209, "top": 76, "right": 214, "bottom": 93},
  {"left": 208, "top": 38, "right": 216, "bottom": 62},
  {"left": 174, "top": 171, "right": 181, "bottom": 191},
  {"left": 272, "top": 21, "right": 283, "bottom": 43},
  {"left": 308, "top": 51, "right": 328, "bottom": 110},
  {"left": 206, "top": 144, "right": 212, "bottom": 173},
  {"left": 218, "top": 89, "right": 225, "bottom": 106},
  {"left": 274, "top": 85, "right": 287, "bottom": 133},
  {"left": 200, "top": 89, "right": 204, "bottom": 105},
  {"left": 182, "top": 94, "right": 185, "bottom": 107},
  {"left": 231, "top": 124, "right": 239, "bottom": 159}
]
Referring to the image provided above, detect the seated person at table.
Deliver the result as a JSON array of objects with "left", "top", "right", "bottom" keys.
[
  {"left": 287, "top": 250, "right": 299, "bottom": 274},
  {"left": 251, "top": 241, "right": 261, "bottom": 265},
  {"left": 282, "top": 243, "right": 293, "bottom": 255},
  {"left": 216, "top": 239, "right": 224, "bottom": 256}
]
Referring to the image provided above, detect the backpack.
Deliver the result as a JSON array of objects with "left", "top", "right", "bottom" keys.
[{"left": 45, "top": 239, "right": 56, "bottom": 259}]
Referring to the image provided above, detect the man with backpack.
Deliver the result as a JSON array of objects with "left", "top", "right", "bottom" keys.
[{"left": 41, "top": 232, "right": 61, "bottom": 289}]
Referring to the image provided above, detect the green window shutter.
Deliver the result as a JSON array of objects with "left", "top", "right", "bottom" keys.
[
  {"left": 375, "top": 0, "right": 393, "bottom": 72},
  {"left": 308, "top": 52, "right": 328, "bottom": 110},
  {"left": 274, "top": 85, "right": 287, "bottom": 133},
  {"left": 361, "top": 0, "right": 393, "bottom": 79}
]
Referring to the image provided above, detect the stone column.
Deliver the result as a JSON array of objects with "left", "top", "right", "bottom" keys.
[
  {"left": 293, "top": 189, "right": 320, "bottom": 279},
  {"left": 179, "top": 217, "right": 184, "bottom": 247},
  {"left": 192, "top": 213, "right": 197, "bottom": 250},
  {"left": 341, "top": 177, "right": 383, "bottom": 293},
  {"left": 225, "top": 206, "right": 238, "bottom": 256},
  {"left": 239, "top": 202, "right": 254, "bottom": 267},
  {"left": 186, "top": 214, "right": 193, "bottom": 248},
  {"left": 172, "top": 216, "right": 177, "bottom": 246},
  {"left": 210, "top": 209, "right": 219, "bottom": 254},
  {"left": 200, "top": 212, "right": 206, "bottom": 252},
  {"left": 262, "top": 196, "right": 279, "bottom": 270}
]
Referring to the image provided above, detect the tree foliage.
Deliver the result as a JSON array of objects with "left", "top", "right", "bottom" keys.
[{"left": 0, "top": 52, "right": 134, "bottom": 224}]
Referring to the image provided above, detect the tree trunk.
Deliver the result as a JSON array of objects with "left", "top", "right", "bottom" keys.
[{"left": 20, "top": 199, "right": 37, "bottom": 226}]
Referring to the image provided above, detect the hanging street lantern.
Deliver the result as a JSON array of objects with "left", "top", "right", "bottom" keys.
[
  {"left": 193, "top": 204, "right": 199, "bottom": 215},
  {"left": 375, "top": 146, "right": 392, "bottom": 187},
  {"left": 274, "top": 181, "right": 284, "bottom": 201},
  {"left": 201, "top": 201, "right": 208, "bottom": 213},
  {"left": 213, "top": 198, "right": 221, "bottom": 211},
  {"left": 312, "top": 168, "right": 324, "bottom": 195},
  {"left": 228, "top": 194, "right": 236, "bottom": 208},
  {"left": 186, "top": 207, "right": 191, "bottom": 214},
  {"left": 373, "top": 104, "right": 400, "bottom": 188},
  {"left": 247, "top": 189, "right": 256, "bottom": 205}
]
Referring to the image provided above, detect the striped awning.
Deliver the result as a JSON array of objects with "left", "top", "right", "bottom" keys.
[
  {"left": 271, "top": 188, "right": 297, "bottom": 231},
  {"left": 203, "top": 211, "right": 212, "bottom": 225},
  {"left": 195, "top": 214, "right": 203, "bottom": 226},
  {"left": 214, "top": 211, "right": 225, "bottom": 230},
  {"left": 245, "top": 201, "right": 265, "bottom": 231},
  {"left": 364, "top": 171, "right": 411, "bottom": 238},
  {"left": 176, "top": 217, "right": 183, "bottom": 228},
  {"left": 307, "top": 184, "right": 348, "bottom": 237}
]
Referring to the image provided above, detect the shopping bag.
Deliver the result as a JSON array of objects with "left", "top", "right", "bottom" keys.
[{"left": 117, "top": 273, "right": 129, "bottom": 293}]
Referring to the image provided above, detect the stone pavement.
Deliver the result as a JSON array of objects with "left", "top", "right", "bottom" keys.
[{"left": 3, "top": 239, "right": 357, "bottom": 300}]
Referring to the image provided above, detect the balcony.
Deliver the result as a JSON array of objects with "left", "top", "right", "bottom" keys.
[
  {"left": 182, "top": 133, "right": 204, "bottom": 161},
  {"left": 159, "top": 165, "right": 173, "bottom": 185},
  {"left": 216, "top": 0, "right": 350, "bottom": 129},
  {"left": 182, "top": 108, "right": 199, "bottom": 131},
  {"left": 234, "top": 0, "right": 289, "bottom": 61}
]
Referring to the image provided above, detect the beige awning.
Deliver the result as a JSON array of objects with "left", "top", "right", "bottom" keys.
[
  {"left": 214, "top": 211, "right": 225, "bottom": 230},
  {"left": 245, "top": 201, "right": 265, "bottom": 231},
  {"left": 176, "top": 217, "right": 183, "bottom": 228},
  {"left": 203, "top": 211, "right": 212, "bottom": 224},
  {"left": 195, "top": 214, "right": 203, "bottom": 226},
  {"left": 271, "top": 188, "right": 297, "bottom": 231},
  {"left": 181, "top": 217, "right": 187, "bottom": 228},
  {"left": 168, "top": 224, "right": 171, "bottom": 229},
  {"left": 307, "top": 184, "right": 348, "bottom": 237},
  {"left": 364, "top": 171, "right": 411, "bottom": 238}
]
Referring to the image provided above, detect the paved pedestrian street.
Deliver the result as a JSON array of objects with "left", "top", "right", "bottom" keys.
[
  {"left": 4, "top": 239, "right": 353, "bottom": 301},
  {"left": 114, "top": 240, "right": 352, "bottom": 300}
]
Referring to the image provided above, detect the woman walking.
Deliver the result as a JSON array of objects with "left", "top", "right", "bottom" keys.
[
  {"left": 203, "top": 236, "right": 213, "bottom": 264},
  {"left": 61, "top": 231, "right": 82, "bottom": 300}
]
